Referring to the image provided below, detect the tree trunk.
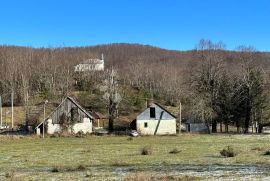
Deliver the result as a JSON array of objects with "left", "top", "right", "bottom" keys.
[
  {"left": 220, "top": 122, "right": 223, "bottom": 133},
  {"left": 108, "top": 99, "right": 114, "bottom": 132},
  {"left": 244, "top": 102, "right": 251, "bottom": 134},
  {"left": 206, "top": 123, "right": 211, "bottom": 134},
  {"left": 212, "top": 120, "right": 217, "bottom": 133},
  {"left": 108, "top": 117, "right": 114, "bottom": 132},
  {"left": 236, "top": 120, "right": 240, "bottom": 133},
  {"left": 258, "top": 124, "right": 263, "bottom": 133},
  {"left": 237, "top": 126, "right": 240, "bottom": 133},
  {"left": 225, "top": 120, "right": 229, "bottom": 133}
]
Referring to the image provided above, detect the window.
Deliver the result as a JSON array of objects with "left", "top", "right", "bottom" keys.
[
  {"left": 71, "top": 107, "right": 80, "bottom": 123},
  {"left": 144, "top": 122, "right": 148, "bottom": 128},
  {"left": 150, "top": 107, "right": 156, "bottom": 118}
]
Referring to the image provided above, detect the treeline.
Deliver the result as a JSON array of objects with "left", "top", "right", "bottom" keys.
[
  {"left": 0, "top": 42, "right": 270, "bottom": 132},
  {"left": 188, "top": 40, "right": 270, "bottom": 133}
]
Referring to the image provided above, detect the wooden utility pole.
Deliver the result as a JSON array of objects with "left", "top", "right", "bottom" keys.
[
  {"left": 5, "top": 110, "right": 8, "bottom": 128},
  {"left": 43, "top": 100, "right": 48, "bottom": 139},
  {"left": 43, "top": 104, "right": 45, "bottom": 139},
  {"left": 0, "top": 95, "right": 2, "bottom": 127},
  {"left": 179, "top": 101, "right": 182, "bottom": 134},
  {"left": 11, "top": 90, "right": 14, "bottom": 130}
]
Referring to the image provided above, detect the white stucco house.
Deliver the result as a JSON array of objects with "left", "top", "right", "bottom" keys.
[
  {"left": 130, "top": 101, "right": 177, "bottom": 135},
  {"left": 35, "top": 96, "right": 94, "bottom": 135},
  {"left": 74, "top": 54, "right": 104, "bottom": 72}
]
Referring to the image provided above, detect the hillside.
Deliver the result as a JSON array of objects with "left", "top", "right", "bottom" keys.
[
  {"left": 0, "top": 43, "right": 198, "bottom": 108},
  {"left": 1, "top": 42, "right": 270, "bottom": 132}
]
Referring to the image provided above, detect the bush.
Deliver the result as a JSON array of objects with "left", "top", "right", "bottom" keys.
[
  {"left": 220, "top": 146, "right": 237, "bottom": 157},
  {"left": 50, "top": 133, "right": 60, "bottom": 138},
  {"left": 127, "top": 137, "right": 133, "bottom": 141},
  {"left": 5, "top": 172, "right": 14, "bottom": 178},
  {"left": 141, "top": 146, "right": 153, "bottom": 155},
  {"left": 39, "top": 85, "right": 53, "bottom": 100},
  {"left": 51, "top": 164, "right": 86, "bottom": 172},
  {"left": 169, "top": 148, "right": 181, "bottom": 154},
  {"left": 51, "top": 168, "right": 59, "bottom": 172},
  {"left": 76, "top": 164, "right": 86, "bottom": 171},
  {"left": 111, "top": 160, "right": 130, "bottom": 167},
  {"left": 51, "top": 166, "right": 63, "bottom": 172},
  {"left": 75, "top": 131, "right": 85, "bottom": 138}
]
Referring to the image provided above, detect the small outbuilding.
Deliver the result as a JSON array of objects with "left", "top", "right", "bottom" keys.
[
  {"left": 262, "top": 126, "right": 270, "bottom": 134},
  {"left": 35, "top": 96, "right": 94, "bottom": 135},
  {"left": 130, "top": 101, "right": 177, "bottom": 135},
  {"left": 185, "top": 119, "right": 209, "bottom": 133}
]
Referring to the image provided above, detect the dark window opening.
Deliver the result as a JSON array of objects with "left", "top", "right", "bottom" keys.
[
  {"left": 150, "top": 107, "right": 156, "bottom": 118},
  {"left": 71, "top": 107, "right": 80, "bottom": 123},
  {"left": 144, "top": 122, "right": 148, "bottom": 128}
]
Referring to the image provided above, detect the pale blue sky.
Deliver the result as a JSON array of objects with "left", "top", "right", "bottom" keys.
[{"left": 0, "top": 0, "right": 269, "bottom": 50}]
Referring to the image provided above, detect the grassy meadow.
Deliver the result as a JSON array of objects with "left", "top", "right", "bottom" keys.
[{"left": 1, "top": 134, "right": 270, "bottom": 180}]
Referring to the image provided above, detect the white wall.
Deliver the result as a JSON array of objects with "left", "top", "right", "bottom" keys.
[
  {"left": 46, "top": 118, "right": 92, "bottom": 135},
  {"left": 75, "top": 63, "right": 104, "bottom": 71},
  {"left": 72, "top": 118, "right": 92, "bottom": 134},
  {"left": 47, "top": 119, "right": 62, "bottom": 134},
  {"left": 262, "top": 126, "right": 270, "bottom": 134},
  {"left": 136, "top": 119, "right": 176, "bottom": 135}
]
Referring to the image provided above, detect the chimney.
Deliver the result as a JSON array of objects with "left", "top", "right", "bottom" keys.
[{"left": 146, "top": 99, "right": 154, "bottom": 108}]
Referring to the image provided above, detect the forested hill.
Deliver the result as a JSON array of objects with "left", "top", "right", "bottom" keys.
[
  {"left": 0, "top": 43, "right": 195, "bottom": 103},
  {"left": 1, "top": 41, "right": 270, "bottom": 133},
  {"left": 1, "top": 42, "right": 269, "bottom": 67},
  {"left": 0, "top": 43, "right": 197, "bottom": 67},
  {"left": 0, "top": 42, "right": 270, "bottom": 105},
  {"left": 79, "top": 43, "right": 197, "bottom": 64}
]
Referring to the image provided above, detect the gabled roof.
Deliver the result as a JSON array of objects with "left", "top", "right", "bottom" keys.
[
  {"left": 91, "top": 111, "right": 107, "bottom": 119},
  {"left": 35, "top": 96, "right": 93, "bottom": 129},
  {"left": 136, "top": 102, "right": 176, "bottom": 120},
  {"left": 153, "top": 103, "right": 177, "bottom": 119},
  {"left": 66, "top": 96, "right": 94, "bottom": 119}
]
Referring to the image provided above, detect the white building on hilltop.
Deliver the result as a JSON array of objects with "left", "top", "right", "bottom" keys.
[{"left": 75, "top": 54, "right": 104, "bottom": 72}]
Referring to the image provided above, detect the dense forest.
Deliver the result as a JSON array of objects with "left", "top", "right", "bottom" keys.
[{"left": 1, "top": 40, "right": 270, "bottom": 133}]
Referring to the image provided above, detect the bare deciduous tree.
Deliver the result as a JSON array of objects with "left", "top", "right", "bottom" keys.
[{"left": 100, "top": 68, "right": 122, "bottom": 131}]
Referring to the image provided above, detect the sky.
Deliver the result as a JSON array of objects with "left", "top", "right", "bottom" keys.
[{"left": 0, "top": 0, "right": 269, "bottom": 51}]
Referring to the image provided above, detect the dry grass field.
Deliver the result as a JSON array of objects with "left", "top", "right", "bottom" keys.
[{"left": 1, "top": 134, "right": 270, "bottom": 180}]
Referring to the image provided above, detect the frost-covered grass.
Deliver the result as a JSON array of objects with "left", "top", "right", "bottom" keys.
[{"left": 1, "top": 134, "right": 270, "bottom": 180}]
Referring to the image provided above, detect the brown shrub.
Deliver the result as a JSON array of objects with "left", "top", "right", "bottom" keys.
[{"left": 141, "top": 146, "right": 154, "bottom": 155}]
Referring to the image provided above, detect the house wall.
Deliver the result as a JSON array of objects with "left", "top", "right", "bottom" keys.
[
  {"left": 262, "top": 126, "right": 270, "bottom": 134},
  {"left": 136, "top": 119, "right": 176, "bottom": 135},
  {"left": 135, "top": 103, "right": 176, "bottom": 135},
  {"left": 72, "top": 118, "right": 92, "bottom": 134},
  {"left": 75, "top": 63, "right": 104, "bottom": 71},
  {"left": 50, "top": 98, "right": 90, "bottom": 125},
  {"left": 137, "top": 104, "right": 175, "bottom": 120},
  {"left": 186, "top": 123, "right": 208, "bottom": 133},
  {"left": 47, "top": 119, "right": 62, "bottom": 134},
  {"left": 47, "top": 118, "right": 92, "bottom": 134}
]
